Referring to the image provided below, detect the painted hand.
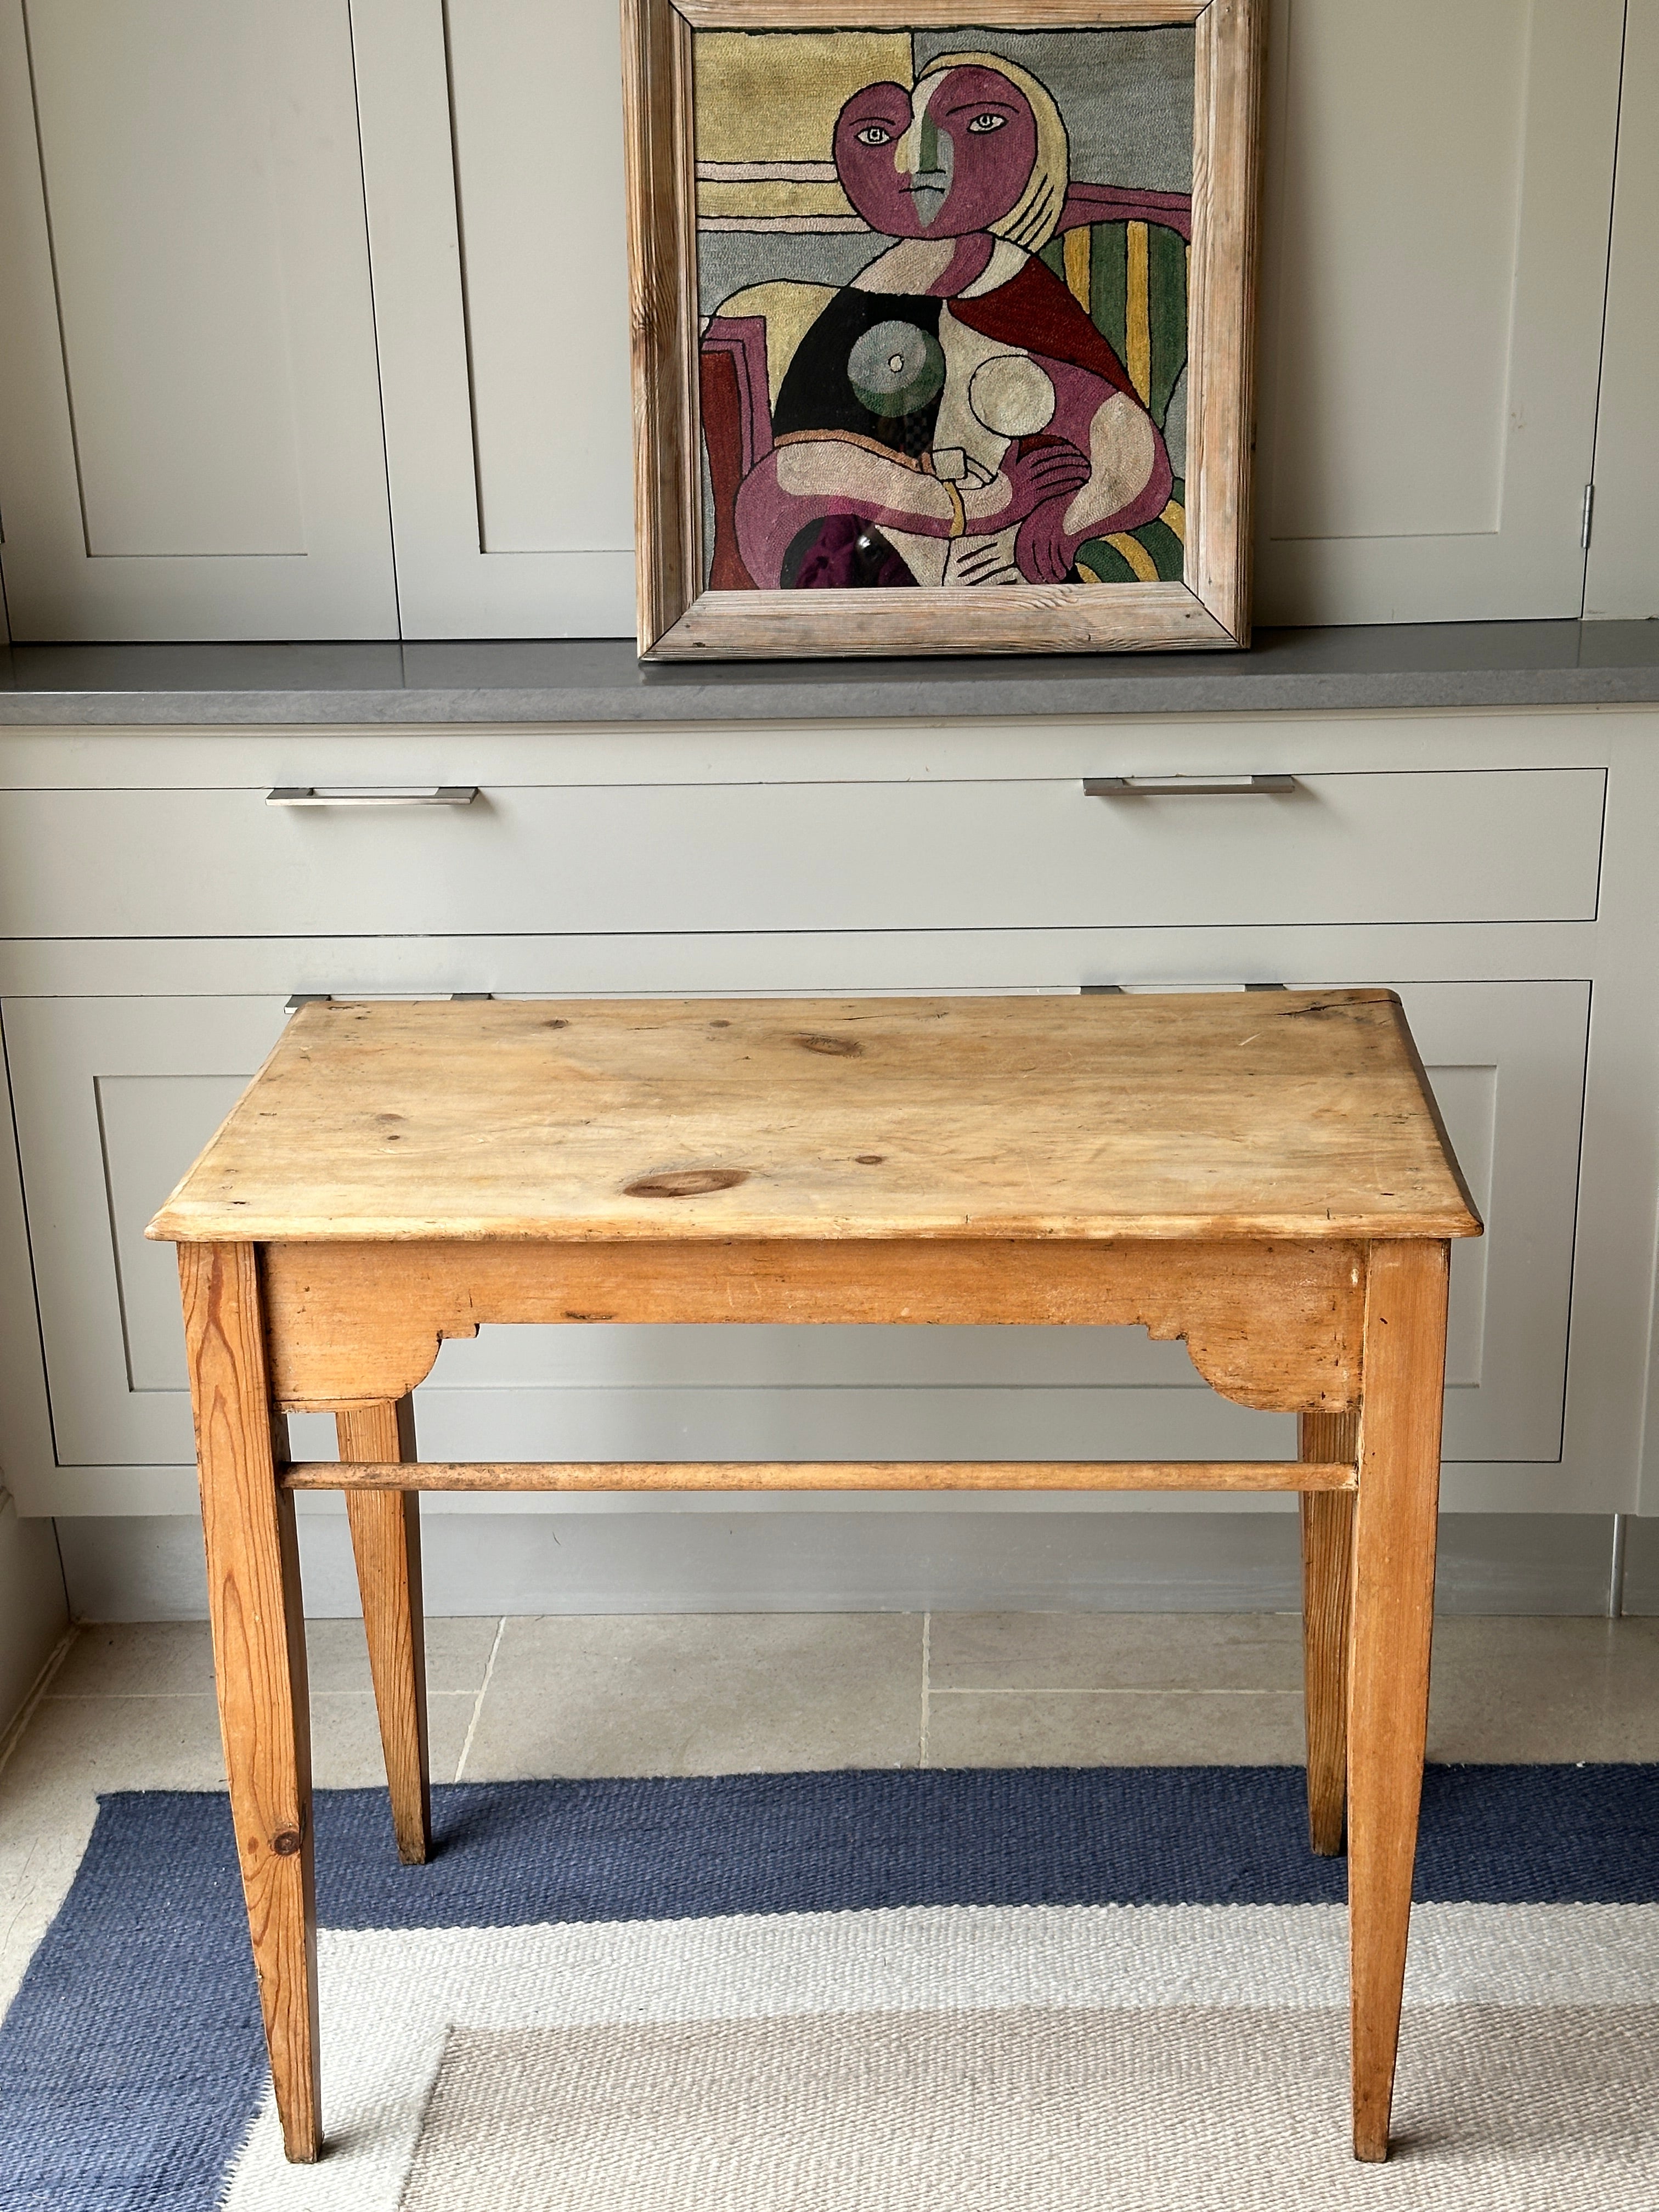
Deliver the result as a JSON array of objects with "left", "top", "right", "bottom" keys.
[
  {"left": 1015, "top": 493, "right": 1080, "bottom": 584},
  {"left": 967, "top": 441, "right": 1091, "bottom": 535}
]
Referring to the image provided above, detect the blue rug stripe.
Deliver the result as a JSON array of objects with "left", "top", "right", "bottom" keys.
[{"left": 2, "top": 1765, "right": 1657, "bottom": 2212}]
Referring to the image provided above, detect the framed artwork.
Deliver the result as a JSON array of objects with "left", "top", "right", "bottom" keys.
[{"left": 622, "top": 0, "right": 1263, "bottom": 660}]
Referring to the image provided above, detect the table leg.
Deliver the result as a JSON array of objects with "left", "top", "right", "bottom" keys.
[
  {"left": 338, "top": 1398, "right": 431, "bottom": 1864},
  {"left": 1299, "top": 1409, "right": 1357, "bottom": 1857},
  {"left": 179, "top": 1243, "right": 321, "bottom": 2163},
  {"left": 1347, "top": 1239, "right": 1449, "bottom": 2163}
]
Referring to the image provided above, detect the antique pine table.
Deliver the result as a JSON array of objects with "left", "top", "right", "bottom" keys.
[{"left": 149, "top": 990, "right": 1480, "bottom": 2166}]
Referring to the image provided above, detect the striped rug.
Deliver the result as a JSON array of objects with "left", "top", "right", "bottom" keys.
[{"left": 2, "top": 1767, "right": 1657, "bottom": 2210}]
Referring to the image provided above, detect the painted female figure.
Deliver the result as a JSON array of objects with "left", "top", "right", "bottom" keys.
[{"left": 702, "top": 53, "right": 1172, "bottom": 591}]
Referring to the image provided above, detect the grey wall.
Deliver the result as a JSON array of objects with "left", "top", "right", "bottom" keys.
[{"left": 54, "top": 1508, "right": 1627, "bottom": 1624}]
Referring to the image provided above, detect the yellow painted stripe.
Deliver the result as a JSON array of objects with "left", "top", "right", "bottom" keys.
[
  {"left": 697, "top": 182, "right": 855, "bottom": 220},
  {"left": 1075, "top": 556, "right": 1106, "bottom": 584},
  {"left": 1062, "top": 224, "right": 1092, "bottom": 314},
  {"left": 1160, "top": 498, "right": 1186, "bottom": 544},
  {"left": 1126, "top": 221, "right": 1152, "bottom": 403},
  {"left": 1104, "top": 531, "right": 1160, "bottom": 583}
]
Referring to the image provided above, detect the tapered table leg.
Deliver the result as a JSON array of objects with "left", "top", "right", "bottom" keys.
[
  {"left": 1300, "top": 1410, "right": 1357, "bottom": 1857},
  {"left": 340, "top": 1397, "right": 431, "bottom": 1863},
  {"left": 180, "top": 1242, "right": 321, "bottom": 2163},
  {"left": 1347, "top": 1239, "right": 1449, "bottom": 2163}
]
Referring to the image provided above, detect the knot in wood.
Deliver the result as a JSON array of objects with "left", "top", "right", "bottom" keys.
[
  {"left": 622, "top": 1166, "right": 749, "bottom": 1199},
  {"left": 271, "top": 1829, "right": 303, "bottom": 1858}
]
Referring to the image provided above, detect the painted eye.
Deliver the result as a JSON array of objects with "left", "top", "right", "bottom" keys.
[
  {"left": 855, "top": 124, "right": 892, "bottom": 146},
  {"left": 966, "top": 111, "right": 1007, "bottom": 133}
]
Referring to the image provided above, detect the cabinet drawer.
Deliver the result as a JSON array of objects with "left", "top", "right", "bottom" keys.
[
  {"left": 0, "top": 767, "right": 1603, "bottom": 936},
  {"left": 0, "top": 975, "right": 1585, "bottom": 1505}
]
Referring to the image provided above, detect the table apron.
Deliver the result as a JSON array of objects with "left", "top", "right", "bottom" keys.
[{"left": 255, "top": 1234, "right": 1368, "bottom": 1417}]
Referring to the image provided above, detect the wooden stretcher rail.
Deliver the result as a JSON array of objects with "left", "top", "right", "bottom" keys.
[{"left": 281, "top": 1459, "right": 1356, "bottom": 1494}]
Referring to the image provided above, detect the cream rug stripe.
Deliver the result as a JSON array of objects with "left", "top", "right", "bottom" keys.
[
  {"left": 219, "top": 1903, "right": 1659, "bottom": 2212},
  {"left": 404, "top": 2005, "right": 1659, "bottom": 2212}
]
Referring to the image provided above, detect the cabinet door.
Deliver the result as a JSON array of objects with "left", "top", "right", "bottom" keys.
[
  {"left": 1254, "top": 0, "right": 1624, "bottom": 624},
  {"left": 0, "top": 0, "right": 396, "bottom": 641},
  {"left": 349, "top": 0, "right": 635, "bottom": 637},
  {"left": 0, "top": 977, "right": 1587, "bottom": 1515}
]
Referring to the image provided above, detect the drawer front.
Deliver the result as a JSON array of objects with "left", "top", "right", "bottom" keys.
[
  {"left": 0, "top": 768, "right": 1603, "bottom": 938},
  {"left": 1, "top": 973, "right": 1584, "bottom": 1508}
]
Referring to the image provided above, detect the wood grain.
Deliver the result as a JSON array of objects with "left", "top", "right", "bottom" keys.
[
  {"left": 1300, "top": 1410, "right": 1358, "bottom": 1857},
  {"left": 678, "top": 2, "right": 1206, "bottom": 23},
  {"left": 338, "top": 1398, "right": 430, "bottom": 1865},
  {"left": 179, "top": 1243, "right": 320, "bottom": 2162},
  {"left": 148, "top": 994, "right": 1481, "bottom": 1247},
  {"left": 623, "top": 0, "right": 700, "bottom": 652},
  {"left": 624, "top": 0, "right": 1264, "bottom": 656},
  {"left": 1346, "top": 1239, "right": 1450, "bottom": 2163},
  {"left": 261, "top": 1234, "right": 1368, "bottom": 1415},
  {"left": 284, "top": 1457, "right": 1355, "bottom": 1493},
  {"left": 1187, "top": 0, "right": 1265, "bottom": 640},
  {"left": 649, "top": 583, "right": 1235, "bottom": 660}
]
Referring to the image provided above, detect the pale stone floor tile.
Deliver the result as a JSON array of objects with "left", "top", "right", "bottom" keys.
[
  {"left": 461, "top": 1613, "right": 923, "bottom": 1780},
  {"left": 0, "top": 1688, "right": 229, "bottom": 1820},
  {"left": 47, "top": 1620, "right": 216, "bottom": 1699},
  {"left": 304, "top": 1616, "right": 504, "bottom": 1700},
  {"left": 1427, "top": 1616, "right": 1659, "bottom": 1763},
  {"left": 929, "top": 1611, "right": 1304, "bottom": 1694},
  {"left": 925, "top": 1689, "right": 1309, "bottom": 1769},
  {"left": 312, "top": 1692, "right": 476, "bottom": 1790},
  {"left": 46, "top": 1616, "right": 503, "bottom": 1701}
]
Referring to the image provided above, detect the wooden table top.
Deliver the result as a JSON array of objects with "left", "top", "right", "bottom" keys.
[{"left": 146, "top": 991, "right": 1481, "bottom": 1246}]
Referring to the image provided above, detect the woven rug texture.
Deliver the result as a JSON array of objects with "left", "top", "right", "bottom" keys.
[{"left": 0, "top": 1765, "right": 1655, "bottom": 2210}]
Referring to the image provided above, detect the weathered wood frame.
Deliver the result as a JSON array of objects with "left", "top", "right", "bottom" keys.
[{"left": 622, "top": 0, "right": 1266, "bottom": 658}]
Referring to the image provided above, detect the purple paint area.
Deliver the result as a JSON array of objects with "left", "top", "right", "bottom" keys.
[{"left": 785, "top": 512, "right": 918, "bottom": 590}]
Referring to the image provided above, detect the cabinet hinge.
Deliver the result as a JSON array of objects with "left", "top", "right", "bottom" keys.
[{"left": 1581, "top": 483, "right": 1595, "bottom": 551}]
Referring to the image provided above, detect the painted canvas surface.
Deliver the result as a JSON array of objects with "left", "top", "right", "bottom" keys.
[{"left": 696, "top": 27, "right": 1193, "bottom": 593}]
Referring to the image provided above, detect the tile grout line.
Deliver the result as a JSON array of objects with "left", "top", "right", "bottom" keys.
[
  {"left": 453, "top": 1617, "right": 506, "bottom": 1782},
  {"left": 919, "top": 1611, "right": 930, "bottom": 1769}
]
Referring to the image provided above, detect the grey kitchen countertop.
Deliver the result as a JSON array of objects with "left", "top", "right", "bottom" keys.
[{"left": 2, "top": 620, "right": 1657, "bottom": 726}]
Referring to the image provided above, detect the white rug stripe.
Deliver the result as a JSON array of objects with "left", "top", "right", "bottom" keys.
[{"left": 220, "top": 1903, "right": 1659, "bottom": 2212}]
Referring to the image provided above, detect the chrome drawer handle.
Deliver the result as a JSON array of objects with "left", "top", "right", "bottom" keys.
[
  {"left": 285, "top": 991, "right": 493, "bottom": 1011},
  {"left": 266, "top": 785, "right": 478, "bottom": 807},
  {"left": 1083, "top": 774, "right": 1297, "bottom": 797},
  {"left": 1080, "top": 981, "right": 1287, "bottom": 995}
]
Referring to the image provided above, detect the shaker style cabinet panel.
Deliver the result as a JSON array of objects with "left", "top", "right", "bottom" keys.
[
  {"left": 0, "top": 978, "right": 1588, "bottom": 1510},
  {"left": 1254, "top": 0, "right": 1624, "bottom": 624},
  {"left": 1, "top": 995, "right": 291, "bottom": 1476},
  {"left": 0, "top": 0, "right": 396, "bottom": 641},
  {"left": 0, "top": 769, "right": 1607, "bottom": 940},
  {"left": 349, "top": 0, "right": 635, "bottom": 637},
  {"left": 0, "top": 0, "right": 1643, "bottom": 639}
]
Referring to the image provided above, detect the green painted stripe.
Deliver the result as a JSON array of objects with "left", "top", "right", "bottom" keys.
[
  {"left": 1075, "top": 536, "right": 1138, "bottom": 584},
  {"left": 1147, "top": 223, "right": 1188, "bottom": 429},
  {"left": 1039, "top": 238, "right": 1066, "bottom": 281},
  {"left": 1132, "top": 515, "right": 1186, "bottom": 581},
  {"left": 1090, "top": 223, "right": 1128, "bottom": 367}
]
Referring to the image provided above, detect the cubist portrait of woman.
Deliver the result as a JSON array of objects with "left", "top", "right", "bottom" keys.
[{"left": 697, "top": 29, "right": 1193, "bottom": 592}]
